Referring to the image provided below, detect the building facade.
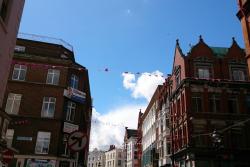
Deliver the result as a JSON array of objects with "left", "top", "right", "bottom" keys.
[
  {"left": 141, "top": 86, "right": 162, "bottom": 167},
  {"left": 88, "top": 148, "right": 105, "bottom": 167},
  {"left": 105, "top": 145, "right": 125, "bottom": 167},
  {"left": 156, "top": 85, "right": 171, "bottom": 167},
  {"left": 124, "top": 128, "right": 139, "bottom": 167},
  {"left": 0, "top": 0, "right": 25, "bottom": 163},
  {"left": 136, "top": 111, "right": 143, "bottom": 167},
  {"left": 168, "top": 37, "right": 250, "bottom": 167},
  {"left": 237, "top": 0, "right": 250, "bottom": 74},
  {"left": 3, "top": 36, "right": 92, "bottom": 167}
]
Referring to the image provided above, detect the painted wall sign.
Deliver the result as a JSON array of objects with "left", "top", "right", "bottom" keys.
[{"left": 64, "top": 87, "right": 86, "bottom": 104}]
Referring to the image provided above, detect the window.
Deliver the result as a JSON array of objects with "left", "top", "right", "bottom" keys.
[
  {"left": 118, "top": 160, "right": 121, "bottom": 166},
  {"left": 176, "top": 72, "right": 180, "bottom": 86},
  {"left": 62, "top": 134, "right": 70, "bottom": 156},
  {"left": 198, "top": 68, "right": 210, "bottom": 79},
  {"left": 66, "top": 101, "right": 76, "bottom": 122},
  {"left": 70, "top": 74, "right": 79, "bottom": 89},
  {"left": 1, "top": 119, "right": 9, "bottom": 138},
  {"left": 0, "top": 0, "right": 9, "bottom": 22},
  {"left": 35, "top": 132, "right": 51, "bottom": 154},
  {"left": 41, "top": 97, "right": 56, "bottom": 118},
  {"left": 5, "top": 93, "right": 22, "bottom": 115},
  {"left": 6, "top": 129, "right": 14, "bottom": 147},
  {"left": 46, "top": 69, "right": 60, "bottom": 85},
  {"left": 209, "top": 94, "right": 221, "bottom": 113},
  {"left": 191, "top": 94, "right": 202, "bottom": 112},
  {"left": 12, "top": 64, "right": 27, "bottom": 81},
  {"left": 228, "top": 96, "right": 238, "bottom": 113},
  {"left": 232, "top": 69, "right": 245, "bottom": 81}
]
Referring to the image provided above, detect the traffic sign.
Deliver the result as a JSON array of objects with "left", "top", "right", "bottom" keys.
[
  {"left": 67, "top": 131, "right": 87, "bottom": 152},
  {"left": 2, "top": 149, "right": 14, "bottom": 164}
]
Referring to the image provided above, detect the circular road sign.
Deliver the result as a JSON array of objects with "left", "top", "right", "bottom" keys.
[
  {"left": 67, "top": 131, "right": 87, "bottom": 152},
  {"left": 2, "top": 149, "right": 14, "bottom": 164}
]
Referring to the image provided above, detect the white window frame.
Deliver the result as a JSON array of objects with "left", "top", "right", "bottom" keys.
[
  {"left": 6, "top": 129, "right": 14, "bottom": 147},
  {"left": 35, "top": 131, "right": 51, "bottom": 154},
  {"left": 70, "top": 74, "right": 79, "bottom": 89},
  {"left": 62, "top": 134, "right": 70, "bottom": 157},
  {"left": 12, "top": 64, "right": 27, "bottom": 81},
  {"left": 41, "top": 97, "right": 56, "bottom": 118},
  {"left": 5, "top": 93, "right": 22, "bottom": 115},
  {"left": 46, "top": 69, "right": 60, "bottom": 85},
  {"left": 66, "top": 101, "right": 76, "bottom": 122},
  {"left": 1, "top": 119, "right": 9, "bottom": 139}
]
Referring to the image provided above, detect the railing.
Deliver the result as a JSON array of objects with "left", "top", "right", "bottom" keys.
[{"left": 18, "top": 33, "right": 74, "bottom": 52}]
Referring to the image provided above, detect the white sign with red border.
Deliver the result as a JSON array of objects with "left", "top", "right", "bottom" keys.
[{"left": 67, "top": 131, "right": 87, "bottom": 152}]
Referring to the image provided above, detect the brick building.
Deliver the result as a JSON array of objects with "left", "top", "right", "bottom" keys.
[
  {"left": 141, "top": 86, "right": 162, "bottom": 167},
  {"left": 156, "top": 84, "right": 171, "bottom": 167},
  {"left": 237, "top": 0, "right": 250, "bottom": 74},
  {"left": 168, "top": 37, "right": 250, "bottom": 167},
  {"left": 124, "top": 127, "right": 139, "bottom": 167},
  {"left": 0, "top": 0, "right": 25, "bottom": 161},
  {"left": 3, "top": 36, "right": 92, "bottom": 167},
  {"left": 136, "top": 111, "right": 143, "bottom": 167}
]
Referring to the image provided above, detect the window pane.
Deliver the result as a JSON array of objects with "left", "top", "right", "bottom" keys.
[
  {"left": 41, "top": 97, "right": 56, "bottom": 118},
  {"left": 47, "top": 69, "right": 60, "bottom": 85},
  {"left": 12, "top": 65, "right": 27, "bottom": 81},
  {"left": 5, "top": 93, "right": 22, "bottom": 114},
  {"left": 35, "top": 132, "right": 51, "bottom": 154}
]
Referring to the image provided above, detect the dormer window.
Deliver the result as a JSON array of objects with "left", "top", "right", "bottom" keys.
[
  {"left": 198, "top": 67, "right": 210, "bottom": 79},
  {"left": 232, "top": 69, "right": 245, "bottom": 81}
]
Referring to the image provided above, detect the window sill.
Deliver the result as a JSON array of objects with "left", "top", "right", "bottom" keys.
[{"left": 35, "top": 152, "right": 49, "bottom": 155}]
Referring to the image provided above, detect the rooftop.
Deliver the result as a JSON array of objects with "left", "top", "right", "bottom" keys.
[{"left": 18, "top": 33, "right": 73, "bottom": 52}]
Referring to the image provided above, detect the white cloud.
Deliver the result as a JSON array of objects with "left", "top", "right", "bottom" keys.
[
  {"left": 122, "top": 71, "right": 165, "bottom": 101},
  {"left": 89, "top": 104, "right": 146, "bottom": 151}
]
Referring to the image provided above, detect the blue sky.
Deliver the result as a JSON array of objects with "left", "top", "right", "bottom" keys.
[{"left": 19, "top": 0, "right": 244, "bottom": 149}]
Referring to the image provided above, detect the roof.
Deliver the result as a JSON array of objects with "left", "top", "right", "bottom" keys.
[
  {"left": 210, "top": 47, "right": 228, "bottom": 58},
  {"left": 126, "top": 129, "right": 138, "bottom": 139}
]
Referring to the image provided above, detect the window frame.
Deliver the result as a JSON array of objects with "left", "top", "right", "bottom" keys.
[
  {"left": 41, "top": 97, "right": 56, "bottom": 118},
  {"left": 70, "top": 74, "right": 79, "bottom": 89},
  {"left": 191, "top": 94, "right": 202, "bottom": 113},
  {"left": 35, "top": 131, "right": 51, "bottom": 154},
  {"left": 5, "top": 93, "right": 22, "bottom": 115},
  {"left": 46, "top": 69, "right": 60, "bottom": 85},
  {"left": 232, "top": 69, "right": 246, "bottom": 81},
  {"left": 198, "top": 67, "right": 210, "bottom": 79},
  {"left": 12, "top": 64, "right": 27, "bottom": 81},
  {"left": 66, "top": 101, "right": 76, "bottom": 122}
]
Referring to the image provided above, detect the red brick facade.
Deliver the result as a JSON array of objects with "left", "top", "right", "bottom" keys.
[
  {"left": 4, "top": 38, "right": 92, "bottom": 167},
  {"left": 237, "top": 0, "right": 250, "bottom": 76},
  {"left": 165, "top": 37, "right": 250, "bottom": 167}
]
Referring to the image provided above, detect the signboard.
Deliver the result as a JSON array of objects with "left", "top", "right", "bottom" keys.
[
  {"left": 17, "top": 136, "right": 32, "bottom": 141},
  {"left": 63, "top": 122, "right": 79, "bottom": 133},
  {"left": 67, "top": 131, "right": 87, "bottom": 152},
  {"left": 26, "top": 159, "right": 56, "bottom": 167},
  {"left": 64, "top": 87, "right": 86, "bottom": 104},
  {"left": 2, "top": 149, "right": 14, "bottom": 165}
]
